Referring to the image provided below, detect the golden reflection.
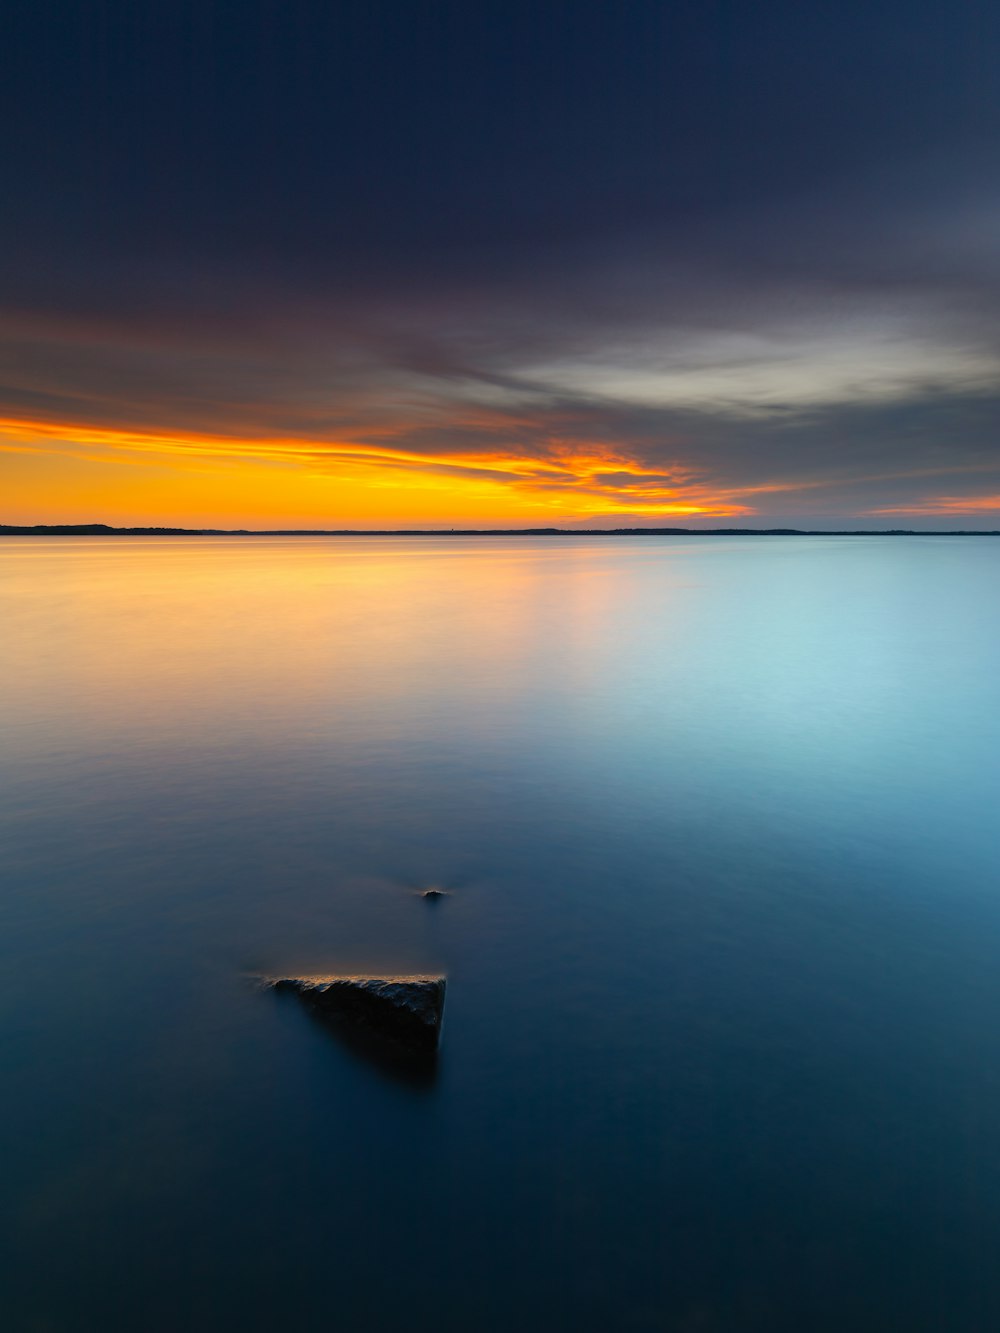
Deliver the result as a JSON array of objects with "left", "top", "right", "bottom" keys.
[{"left": 0, "top": 536, "right": 688, "bottom": 763}]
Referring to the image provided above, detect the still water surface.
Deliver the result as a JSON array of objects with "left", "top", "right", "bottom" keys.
[{"left": 2, "top": 535, "right": 1000, "bottom": 1331}]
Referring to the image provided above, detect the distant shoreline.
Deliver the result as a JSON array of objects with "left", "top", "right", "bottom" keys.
[{"left": 2, "top": 523, "right": 999, "bottom": 538}]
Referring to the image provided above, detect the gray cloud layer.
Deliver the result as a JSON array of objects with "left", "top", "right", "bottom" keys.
[{"left": 1, "top": 1, "right": 998, "bottom": 523}]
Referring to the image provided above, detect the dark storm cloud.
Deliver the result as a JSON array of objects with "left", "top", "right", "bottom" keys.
[{"left": 1, "top": 0, "right": 998, "bottom": 521}]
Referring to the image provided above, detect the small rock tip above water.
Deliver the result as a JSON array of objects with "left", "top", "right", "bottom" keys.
[{"left": 267, "top": 973, "right": 446, "bottom": 1051}]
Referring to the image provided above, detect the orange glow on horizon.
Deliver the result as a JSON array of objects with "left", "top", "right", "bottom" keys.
[{"left": 0, "top": 412, "right": 754, "bottom": 527}]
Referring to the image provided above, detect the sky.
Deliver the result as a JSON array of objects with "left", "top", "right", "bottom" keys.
[{"left": 2, "top": 0, "right": 999, "bottom": 529}]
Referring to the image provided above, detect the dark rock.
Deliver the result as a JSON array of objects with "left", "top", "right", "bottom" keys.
[
  {"left": 420, "top": 888, "right": 448, "bottom": 899},
  {"left": 269, "top": 975, "right": 446, "bottom": 1051}
]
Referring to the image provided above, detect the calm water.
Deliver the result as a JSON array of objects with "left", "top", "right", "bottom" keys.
[{"left": 2, "top": 534, "right": 1000, "bottom": 1332}]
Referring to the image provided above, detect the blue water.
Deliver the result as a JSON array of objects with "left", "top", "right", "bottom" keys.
[{"left": 2, "top": 534, "right": 1000, "bottom": 1331}]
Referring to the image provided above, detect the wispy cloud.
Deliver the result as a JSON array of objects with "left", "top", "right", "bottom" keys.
[
  {"left": 2, "top": 179, "right": 999, "bottom": 525},
  {"left": 869, "top": 494, "right": 1000, "bottom": 516}
]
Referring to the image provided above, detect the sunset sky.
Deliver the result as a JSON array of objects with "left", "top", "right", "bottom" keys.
[{"left": 2, "top": 0, "right": 998, "bottom": 528}]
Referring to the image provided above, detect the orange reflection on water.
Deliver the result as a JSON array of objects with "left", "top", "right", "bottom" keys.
[{"left": 0, "top": 536, "right": 682, "bottom": 772}]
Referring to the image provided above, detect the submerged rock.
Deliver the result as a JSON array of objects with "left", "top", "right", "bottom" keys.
[{"left": 269, "top": 975, "right": 446, "bottom": 1050}]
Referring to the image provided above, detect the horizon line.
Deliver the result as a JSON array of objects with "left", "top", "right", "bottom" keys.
[{"left": 3, "top": 523, "right": 1000, "bottom": 538}]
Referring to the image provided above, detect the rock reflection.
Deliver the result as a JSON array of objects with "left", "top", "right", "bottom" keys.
[{"left": 274, "top": 984, "right": 441, "bottom": 1092}]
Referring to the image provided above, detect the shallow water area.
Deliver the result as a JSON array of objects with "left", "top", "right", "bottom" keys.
[{"left": 2, "top": 534, "right": 1000, "bottom": 1331}]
